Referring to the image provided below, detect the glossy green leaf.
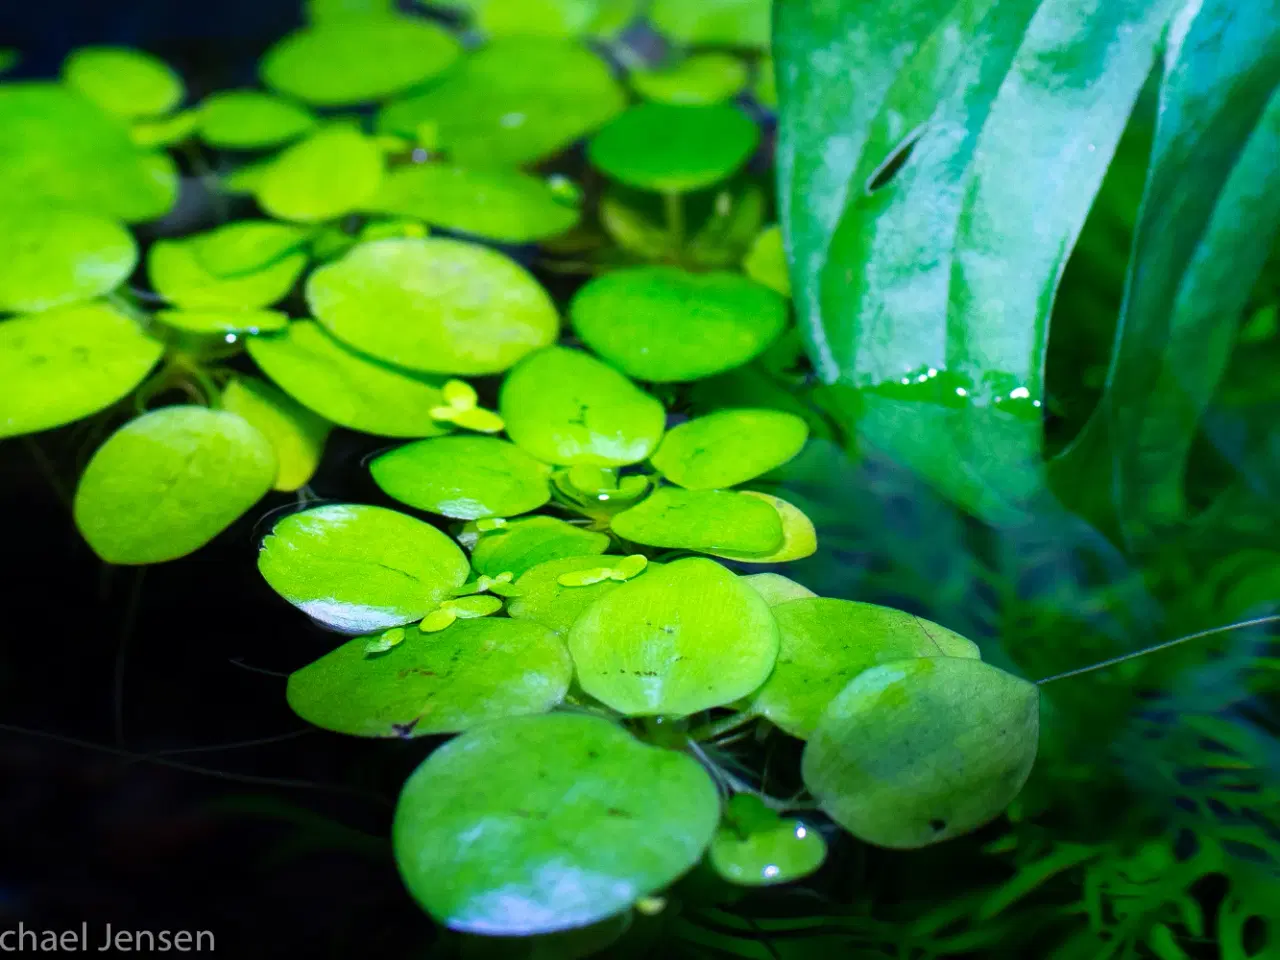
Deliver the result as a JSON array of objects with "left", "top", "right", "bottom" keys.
[
  {"left": 255, "top": 125, "right": 384, "bottom": 223},
  {"left": 62, "top": 46, "right": 184, "bottom": 119},
  {"left": 366, "top": 164, "right": 580, "bottom": 243},
  {"left": 287, "top": 617, "right": 571, "bottom": 737},
  {"left": 742, "top": 224, "right": 790, "bottom": 297},
  {"left": 649, "top": 0, "right": 771, "bottom": 48},
  {"left": 802, "top": 657, "right": 1039, "bottom": 849},
  {"left": 442, "top": 0, "right": 638, "bottom": 37},
  {"left": 307, "top": 237, "right": 558, "bottom": 375},
  {"left": 192, "top": 220, "right": 312, "bottom": 277},
  {"left": 709, "top": 795, "right": 826, "bottom": 887},
  {"left": 507, "top": 555, "right": 663, "bottom": 636},
  {"left": 370, "top": 435, "right": 552, "bottom": 519},
  {"left": 0, "top": 206, "right": 136, "bottom": 313},
  {"left": 221, "top": 375, "right": 331, "bottom": 492},
  {"left": 155, "top": 309, "right": 288, "bottom": 336},
  {"left": 147, "top": 226, "right": 307, "bottom": 310},
  {"left": 751, "top": 598, "right": 980, "bottom": 740},
  {"left": 569, "top": 556, "right": 778, "bottom": 716},
  {"left": 377, "top": 39, "right": 626, "bottom": 168},
  {"left": 589, "top": 103, "right": 758, "bottom": 193},
  {"left": 1056, "top": 0, "right": 1280, "bottom": 538},
  {"left": 196, "top": 90, "right": 317, "bottom": 149},
  {"left": 73, "top": 406, "right": 275, "bottom": 565},
  {"left": 470, "top": 515, "right": 610, "bottom": 578},
  {"left": 631, "top": 53, "right": 749, "bottom": 106},
  {"left": 261, "top": 16, "right": 461, "bottom": 106},
  {"left": 0, "top": 83, "right": 175, "bottom": 222},
  {"left": 652, "top": 408, "right": 807, "bottom": 490},
  {"left": 570, "top": 267, "right": 787, "bottom": 383},
  {"left": 393, "top": 713, "right": 720, "bottom": 934},
  {"left": 775, "top": 0, "right": 1176, "bottom": 521},
  {"left": 739, "top": 572, "right": 816, "bottom": 606},
  {"left": 258, "top": 502, "right": 470, "bottom": 633},
  {"left": 129, "top": 109, "right": 199, "bottom": 148},
  {"left": 0, "top": 302, "right": 163, "bottom": 439},
  {"left": 500, "top": 346, "right": 666, "bottom": 467},
  {"left": 612, "top": 486, "right": 783, "bottom": 554},
  {"left": 246, "top": 321, "right": 452, "bottom": 438},
  {"left": 705, "top": 491, "right": 816, "bottom": 564}
]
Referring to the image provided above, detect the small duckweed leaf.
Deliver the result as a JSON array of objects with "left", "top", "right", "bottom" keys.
[
  {"left": 447, "top": 595, "right": 504, "bottom": 618},
  {"left": 0, "top": 206, "right": 136, "bottom": 313},
  {"left": 197, "top": 90, "right": 317, "bottom": 149},
  {"left": 649, "top": 0, "right": 772, "bottom": 48},
  {"left": 246, "top": 321, "right": 453, "bottom": 438},
  {"left": 221, "top": 375, "right": 332, "bottom": 492},
  {"left": 652, "top": 408, "right": 808, "bottom": 490},
  {"left": 442, "top": 379, "right": 478, "bottom": 410},
  {"left": 500, "top": 346, "right": 667, "bottom": 467},
  {"left": 588, "top": 103, "right": 759, "bottom": 193},
  {"left": 611, "top": 554, "right": 648, "bottom": 580},
  {"left": 611, "top": 487, "right": 783, "bottom": 554},
  {"left": 487, "top": 581, "right": 522, "bottom": 599},
  {"left": 470, "top": 514, "right": 610, "bottom": 578},
  {"left": 363, "top": 635, "right": 397, "bottom": 655},
  {"left": 366, "top": 165, "right": 580, "bottom": 244},
  {"left": 290, "top": 618, "right": 571, "bottom": 737},
  {"left": 739, "top": 572, "right": 816, "bottom": 607},
  {"left": 442, "top": 0, "right": 639, "bottom": 38},
  {"left": 148, "top": 232, "right": 306, "bottom": 310},
  {"left": 392, "top": 713, "right": 719, "bottom": 934},
  {"left": 802, "top": 658, "right": 1039, "bottom": 849},
  {"left": 130, "top": 109, "right": 199, "bottom": 148},
  {"left": 421, "top": 608, "right": 459, "bottom": 633},
  {"left": 357, "top": 217, "right": 427, "bottom": 245},
  {"left": 751, "top": 598, "right": 981, "bottom": 741},
  {"left": 377, "top": 38, "right": 625, "bottom": 168},
  {"left": 743, "top": 225, "right": 790, "bottom": 297},
  {"left": 74, "top": 406, "right": 276, "bottom": 565},
  {"left": 569, "top": 557, "right": 779, "bottom": 716},
  {"left": 307, "top": 237, "right": 559, "bottom": 375},
  {"left": 710, "top": 801, "right": 826, "bottom": 887},
  {"left": 192, "top": 220, "right": 312, "bottom": 278},
  {"left": 256, "top": 125, "right": 384, "bottom": 223},
  {"left": 370, "top": 435, "right": 552, "bottom": 520},
  {"left": 476, "top": 518, "right": 509, "bottom": 533},
  {"left": 62, "top": 46, "right": 184, "bottom": 119},
  {"left": 570, "top": 267, "right": 787, "bottom": 383},
  {"left": 706, "top": 491, "right": 817, "bottom": 564},
  {"left": 258, "top": 502, "right": 470, "bottom": 633},
  {"left": 156, "top": 309, "right": 288, "bottom": 336},
  {"left": 558, "top": 567, "right": 614, "bottom": 587},
  {"left": 631, "top": 53, "right": 749, "bottom": 106},
  {"left": 508, "top": 555, "right": 662, "bottom": 636},
  {"left": 449, "top": 407, "right": 506, "bottom": 434},
  {"left": 262, "top": 16, "right": 461, "bottom": 106},
  {"left": 0, "top": 302, "right": 163, "bottom": 440}
]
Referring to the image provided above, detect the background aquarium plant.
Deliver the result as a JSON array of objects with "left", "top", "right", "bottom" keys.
[{"left": 2, "top": 0, "right": 1280, "bottom": 956}]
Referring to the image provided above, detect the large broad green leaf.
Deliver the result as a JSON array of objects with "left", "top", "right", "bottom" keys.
[
  {"left": 507, "top": 555, "right": 664, "bottom": 636},
  {"left": 286, "top": 618, "right": 572, "bottom": 737},
  {"left": 1053, "top": 0, "right": 1280, "bottom": 540},
  {"left": 652, "top": 408, "right": 808, "bottom": 489},
  {"left": 739, "top": 572, "right": 816, "bottom": 606},
  {"left": 258, "top": 503, "right": 470, "bottom": 633},
  {"left": 255, "top": 125, "right": 384, "bottom": 224},
  {"left": 568, "top": 556, "right": 779, "bottom": 716},
  {"left": 393, "top": 713, "right": 720, "bottom": 934},
  {"left": 73, "top": 406, "right": 276, "bottom": 565},
  {"left": 0, "top": 302, "right": 163, "bottom": 439},
  {"left": 775, "top": 0, "right": 1177, "bottom": 523},
  {"left": 703, "top": 491, "right": 817, "bottom": 564},
  {"left": 196, "top": 90, "right": 317, "bottom": 149},
  {"left": 0, "top": 207, "right": 136, "bottom": 313},
  {"left": 220, "top": 376, "right": 331, "bottom": 492},
  {"left": 469, "top": 515, "right": 610, "bottom": 578},
  {"left": 611, "top": 486, "right": 783, "bottom": 554},
  {"left": 62, "top": 46, "right": 184, "bottom": 119}
]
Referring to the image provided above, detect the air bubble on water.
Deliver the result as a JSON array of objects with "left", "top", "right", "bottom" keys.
[
  {"left": 224, "top": 333, "right": 237, "bottom": 343},
  {"left": 901, "top": 378, "right": 910, "bottom": 385},
  {"left": 955, "top": 387, "right": 967, "bottom": 397},
  {"left": 1009, "top": 386, "right": 1030, "bottom": 400},
  {"left": 927, "top": 368, "right": 937, "bottom": 377},
  {"left": 763, "top": 865, "right": 780, "bottom": 878}
]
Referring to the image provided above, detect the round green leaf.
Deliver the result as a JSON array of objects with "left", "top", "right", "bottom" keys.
[
  {"left": 365, "top": 165, "right": 580, "bottom": 244},
  {"left": 631, "top": 53, "right": 748, "bottom": 106},
  {"left": 500, "top": 346, "right": 666, "bottom": 467},
  {"left": 196, "top": 90, "right": 316, "bottom": 149},
  {"left": 751, "top": 599, "right": 981, "bottom": 740},
  {"left": 446, "top": 0, "right": 638, "bottom": 37},
  {"left": 652, "top": 408, "right": 807, "bottom": 489},
  {"left": 255, "top": 125, "right": 384, "bottom": 223},
  {"left": 307, "top": 237, "right": 558, "bottom": 375},
  {"left": 649, "top": 0, "right": 771, "bottom": 48},
  {"left": 706, "top": 491, "right": 816, "bottom": 563},
  {"left": 470, "top": 515, "right": 610, "bottom": 578},
  {"left": 221, "top": 375, "right": 331, "bottom": 492},
  {"left": 739, "top": 572, "right": 816, "bottom": 606},
  {"left": 588, "top": 104, "right": 758, "bottom": 193},
  {"left": 508, "top": 555, "right": 662, "bottom": 636},
  {"left": 393, "top": 712, "right": 720, "bottom": 934},
  {"left": 611, "top": 486, "right": 782, "bottom": 554},
  {"left": 156, "top": 309, "right": 288, "bottom": 336},
  {"left": 371, "top": 435, "right": 552, "bottom": 519},
  {"left": 62, "top": 46, "right": 183, "bottom": 119},
  {"left": 246, "top": 321, "right": 452, "bottom": 438},
  {"left": 709, "top": 795, "right": 826, "bottom": 886},
  {"left": 0, "top": 206, "right": 136, "bottom": 313},
  {"left": 73, "top": 406, "right": 276, "bottom": 565},
  {"left": 287, "top": 617, "right": 571, "bottom": 737},
  {"left": 570, "top": 266, "right": 787, "bottom": 382},
  {"left": 191, "top": 220, "right": 313, "bottom": 277},
  {"left": 258, "top": 502, "right": 470, "bottom": 632},
  {"left": 802, "top": 658, "right": 1039, "bottom": 849},
  {"left": 262, "top": 16, "right": 461, "bottom": 106},
  {"left": 0, "top": 302, "right": 162, "bottom": 439},
  {"left": 377, "top": 39, "right": 626, "bottom": 168},
  {"left": 743, "top": 224, "right": 789, "bottom": 296},
  {"left": 0, "top": 83, "right": 174, "bottom": 222},
  {"left": 569, "top": 557, "right": 778, "bottom": 716},
  {"left": 148, "top": 230, "right": 307, "bottom": 310}
]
